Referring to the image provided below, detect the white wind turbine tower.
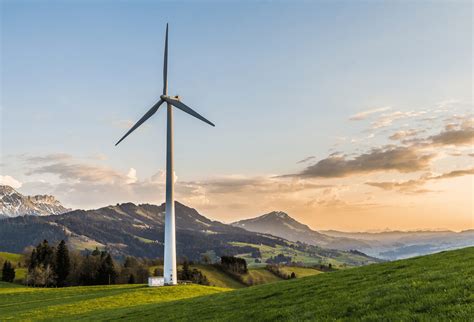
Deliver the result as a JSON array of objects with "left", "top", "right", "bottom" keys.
[{"left": 115, "top": 24, "right": 215, "bottom": 285}]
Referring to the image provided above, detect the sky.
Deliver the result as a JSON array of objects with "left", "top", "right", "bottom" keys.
[{"left": 1, "top": 0, "right": 473, "bottom": 231}]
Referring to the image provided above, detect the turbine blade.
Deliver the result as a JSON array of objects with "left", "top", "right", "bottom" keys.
[
  {"left": 163, "top": 23, "right": 169, "bottom": 95},
  {"left": 163, "top": 97, "right": 215, "bottom": 127},
  {"left": 115, "top": 99, "right": 164, "bottom": 146}
]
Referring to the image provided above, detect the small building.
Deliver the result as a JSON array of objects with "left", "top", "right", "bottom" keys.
[{"left": 148, "top": 277, "right": 165, "bottom": 287}]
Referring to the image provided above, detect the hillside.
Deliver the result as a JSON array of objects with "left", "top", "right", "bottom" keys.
[
  {"left": 0, "top": 201, "right": 377, "bottom": 266},
  {"left": 0, "top": 247, "right": 471, "bottom": 320},
  {"left": 96, "top": 246, "right": 474, "bottom": 320},
  {"left": 233, "top": 210, "right": 474, "bottom": 260},
  {"left": 232, "top": 211, "right": 370, "bottom": 250}
]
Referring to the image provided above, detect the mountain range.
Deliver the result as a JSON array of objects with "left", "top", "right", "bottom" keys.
[
  {"left": 1, "top": 185, "right": 472, "bottom": 261},
  {"left": 233, "top": 211, "right": 474, "bottom": 260},
  {"left": 0, "top": 185, "right": 70, "bottom": 218},
  {"left": 0, "top": 187, "right": 378, "bottom": 266},
  {"left": 232, "top": 211, "right": 371, "bottom": 250}
]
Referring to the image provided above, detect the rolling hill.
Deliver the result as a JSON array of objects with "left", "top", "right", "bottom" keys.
[
  {"left": 0, "top": 247, "right": 471, "bottom": 320},
  {"left": 0, "top": 201, "right": 377, "bottom": 266}
]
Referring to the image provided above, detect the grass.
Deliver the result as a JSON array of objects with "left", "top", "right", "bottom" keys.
[
  {"left": 148, "top": 264, "right": 246, "bottom": 289},
  {"left": 193, "top": 264, "right": 246, "bottom": 289},
  {"left": 1, "top": 247, "right": 472, "bottom": 320},
  {"left": 278, "top": 266, "right": 323, "bottom": 278},
  {"left": 0, "top": 283, "right": 229, "bottom": 320},
  {"left": 230, "top": 242, "right": 362, "bottom": 268},
  {"left": 0, "top": 252, "right": 22, "bottom": 264},
  {"left": 242, "top": 267, "right": 282, "bottom": 285}
]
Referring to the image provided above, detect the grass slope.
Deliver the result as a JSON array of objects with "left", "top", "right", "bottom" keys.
[
  {"left": 278, "top": 266, "right": 323, "bottom": 278},
  {"left": 1, "top": 247, "right": 472, "bottom": 320},
  {"left": 109, "top": 247, "right": 473, "bottom": 320},
  {"left": 148, "top": 264, "right": 246, "bottom": 289},
  {"left": 0, "top": 284, "right": 229, "bottom": 320},
  {"left": 242, "top": 267, "right": 282, "bottom": 285},
  {"left": 0, "top": 252, "right": 22, "bottom": 264},
  {"left": 193, "top": 264, "right": 246, "bottom": 289}
]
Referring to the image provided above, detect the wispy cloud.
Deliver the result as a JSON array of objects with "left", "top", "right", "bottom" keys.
[
  {"left": 296, "top": 156, "right": 316, "bottom": 164},
  {"left": 0, "top": 175, "right": 22, "bottom": 189},
  {"left": 389, "top": 129, "right": 422, "bottom": 141},
  {"left": 349, "top": 106, "right": 391, "bottom": 121},
  {"left": 366, "top": 168, "right": 474, "bottom": 194}
]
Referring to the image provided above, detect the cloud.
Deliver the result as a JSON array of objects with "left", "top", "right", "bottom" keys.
[
  {"left": 27, "top": 162, "right": 126, "bottom": 184},
  {"left": 297, "top": 156, "right": 316, "bottom": 164},
  {"left": 292, "top": 116, "right": 474, "bottom": 180},
  {"left": 24, "top": 153, "right": 73, "bottom": 163},
  {"left": 432, "top": 168, "right": 474, "bottom": 180},
  {"left": 428, "top": 128, "right": 474, "bottom": 146},
  {"left": 126, "top": 168, "right": 138, "bottom": 184},
  {"left": 0, "top": 175, "right": 22, "bottom": 189},
  {"left": 349, "top": 106, "right": 391, "bottom": 121},
  {"left": 186, "top": 176, "right": 331, "bottom": 195},
  {"left": 292, "top": 145, "right": 434, "bottom": 178},
  {"left": 371, "top": 111, "right": 426, "bottom": 129},
  {"left": 389, "top": 129, "right": 422, "bottom": 141},
  {"left": 366, "top": 168, "right": 474, "bottom": 193}
]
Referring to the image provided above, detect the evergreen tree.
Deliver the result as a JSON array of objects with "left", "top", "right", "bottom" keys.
[
  {"left": 128, "top": 273, "right": 135, "bottom": 284},
  {"left": 91, "top": 247, "right": 101, "bottom": 256},
  {"left": 2, "top": 261, "right": 15, "bottom": 282},
  {"left": 97, "top": 253, "right": 116, "bottom": 285},
  {"left": 54, "top": 240, "right": 70, "bottom": 287},
  {"left": 35, "top": 240, "right": 55, "bottom": 268}
]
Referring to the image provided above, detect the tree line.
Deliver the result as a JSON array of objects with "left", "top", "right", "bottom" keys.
[{"left": 25, "top": 240, "right": 150, "bottom": 287}]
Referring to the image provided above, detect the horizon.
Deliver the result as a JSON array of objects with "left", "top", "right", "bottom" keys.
[
  {"left": 1, "top": 1, "right": 473, "bottom": 232},
  {"left": 0, "top": 183, "right": 470, "bottom": 233}
]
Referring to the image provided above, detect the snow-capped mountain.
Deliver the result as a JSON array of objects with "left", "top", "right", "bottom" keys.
[{"left": 0, "top": 185, "right": 70, "bottom": 218}]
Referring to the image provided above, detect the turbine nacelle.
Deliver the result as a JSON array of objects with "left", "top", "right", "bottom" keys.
[{"left": 161, "top": 95, "right": 181, "bottom": 101}]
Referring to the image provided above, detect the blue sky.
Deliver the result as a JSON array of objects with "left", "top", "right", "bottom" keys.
[{"left": 1, "top": 1, "right": 472, "bottom": 230}]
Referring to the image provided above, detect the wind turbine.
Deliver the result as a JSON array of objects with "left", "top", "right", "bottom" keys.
[{"left": 115, "top": 24, "right": 215, "bottom": 285}]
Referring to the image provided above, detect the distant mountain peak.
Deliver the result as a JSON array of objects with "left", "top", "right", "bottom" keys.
[
  {"left": 0, "top": 185, "right": 70, "bottom": 218},
  {"left": 264, "top": 211, "right": 290, "bottom": 219},
  {"left": 232, "top": 210, "right": 374, "bottom": 251}
]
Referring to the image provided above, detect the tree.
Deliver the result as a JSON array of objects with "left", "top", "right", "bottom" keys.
[
  {"left": 2, "top": 261, "right": 15, "bottom": 282},
  {"left": 54, "top": 240, "right": 70, "bottom": 287},
  {"left": 220, "top": 256, "right": 247, "bottom": 274},
  {"left": 91, "top": 247, "right": 101, "bottom": 257},
  {"left": 128, "top": 274, "right": 135, "bottom": 284},
  {"left": 36, "top": 240, "right": 55, "bottom": 268},
  {"left": 97, "top": 253, "right": 117, "bottom": 285}
]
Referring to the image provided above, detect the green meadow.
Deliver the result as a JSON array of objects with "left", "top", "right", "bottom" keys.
[{"left": 0, "top": 247, "right": 472, "bottom": 321}]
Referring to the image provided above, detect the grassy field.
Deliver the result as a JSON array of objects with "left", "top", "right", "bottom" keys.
[
  {"left": 0, "top": 252, "right": 23, "bottom": 264},
  {"left": 0, "top": 283, "right": 229, "bottom": 320},
  {"left": 1, "top": 247, "right": 472, "bottom": 320},
  {"left": 230, "top": 241, "right": 371, "bottom": 268},
  {"left": 278, "top": 266, "right": 323, "bottom": 278},
  {"left": 193, "top": 264, "right": 246, "bottom": 289},
  {"left": 242, "top": 267, "right": 282, "bottom": 285},
  {"left": 148, "top": 264, "right": 246, "bottom": 289}
]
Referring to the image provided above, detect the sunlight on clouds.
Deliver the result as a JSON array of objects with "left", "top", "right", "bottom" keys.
[{"left": 0, "top": 175, "right": 22, "bottom": 189}]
